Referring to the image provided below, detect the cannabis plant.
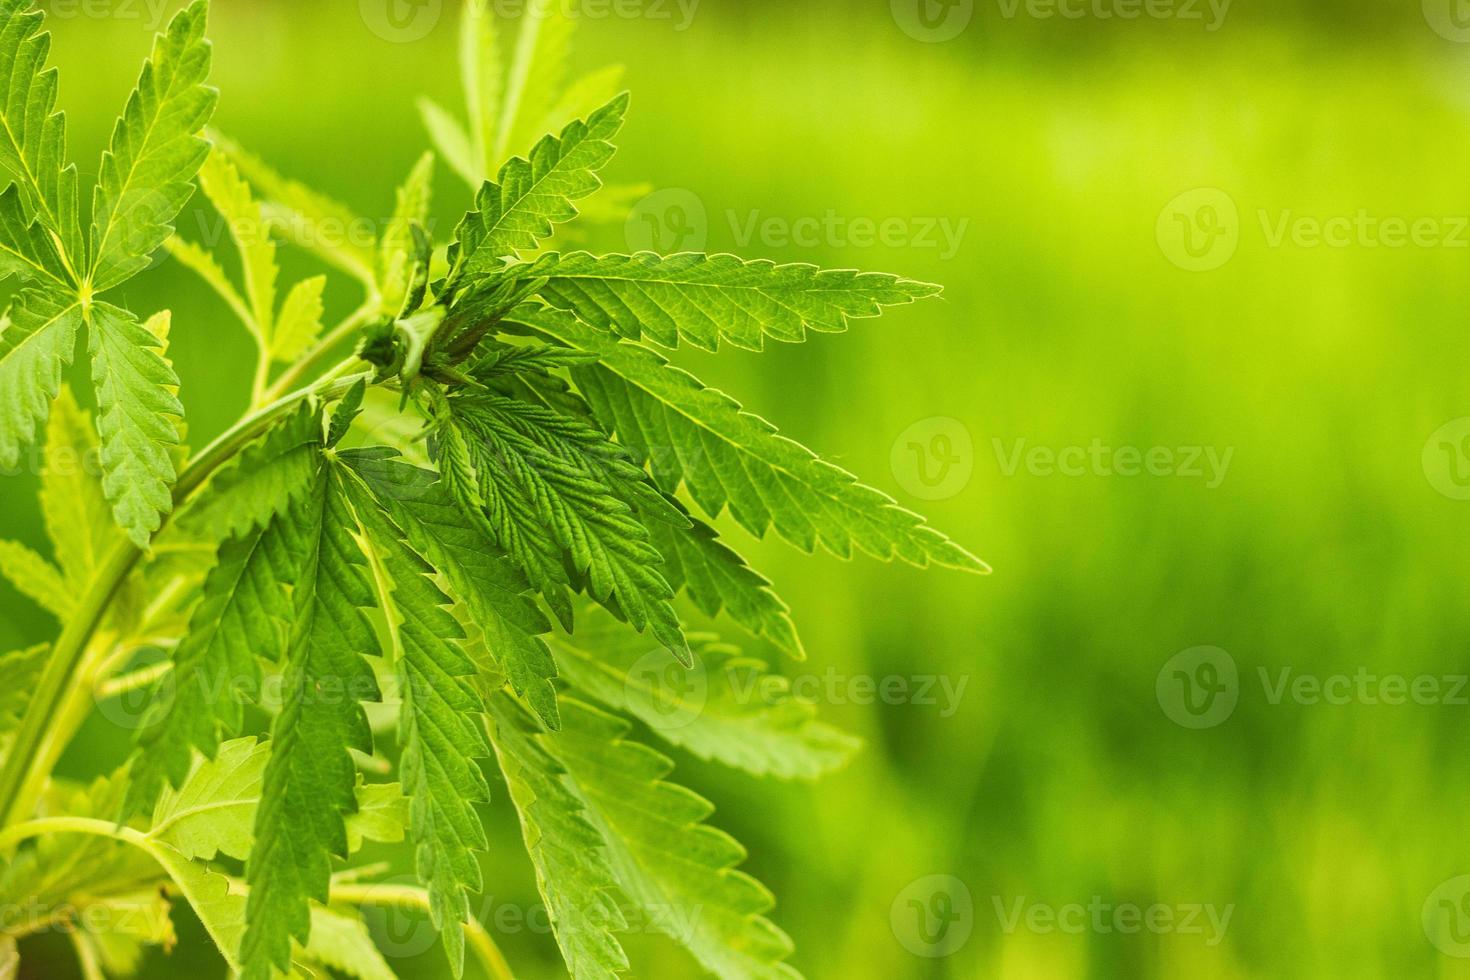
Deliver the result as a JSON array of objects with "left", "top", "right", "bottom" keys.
[{"left": 0, "top": 1, "right": 984, "bottom": 977}]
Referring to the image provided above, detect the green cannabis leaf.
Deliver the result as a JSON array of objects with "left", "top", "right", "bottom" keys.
[
  {"left": 0, "top": 3, "right": 983, "bottom": 979},
  {"left": 554, "top": 613, "right": 860, "bottom": 781},
  {"left": 551, "top": 698, "right": 803, "bottom": 979},
  {"left": 87, "top": 0, "right": 214, "bottom": 291},
  {"left": 522, "top": 250, "right": 944, "bottom": 351},
  {"left": 515, "top": 306, "right": 988, "bottom": 572},
  {"left": 339, "top": 463, "right": 491, "bottom": 973},
  {"left": 0, "top": 0, "right": 215, "bottom": 547},
  {"left": 451, "top": 93, "right": 626, "bottom": 277},
  {"left": 486, "top": 692, "right": 630, "bottom": 979},
  {"left": 241, "top": 465, "right": 382, "bottom": 980}
]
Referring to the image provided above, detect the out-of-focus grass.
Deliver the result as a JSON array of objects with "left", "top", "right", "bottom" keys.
[{"left": 7, "top": 1, "right": 1470, "bottom": 977}]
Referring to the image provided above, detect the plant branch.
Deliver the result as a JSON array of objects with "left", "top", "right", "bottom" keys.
[
  {"left": 0, "top": 359, "right": 372, "bottom": 830},
  {"left": 262, "top": 295, "right": 381, "bottom": 405},
  {"left": 250, "top": 342, "right": 273, "bottom": 408},
  {"left": 0, "top": 816, "right": 514, "bottom": 980},
  {"left": 330, "top": 883, "right": 515, "bottom": 980},
  {"left": 96, "top": 661, "right": 174, "bottom": 700}
]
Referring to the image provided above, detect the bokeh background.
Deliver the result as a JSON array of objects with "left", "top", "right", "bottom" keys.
[{"left": 6, "top": 0, "right": 1470, "bottom": 976}]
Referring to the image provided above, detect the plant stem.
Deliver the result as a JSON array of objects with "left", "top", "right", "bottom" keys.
[
  {"left": 250, "top": 344, "right": 273, "bottom": 407},
  {"left": 262, "top": 295, "right": 380, "bottom": 405},
  {"left": 96, "top": 661, "right": 174, "bottom": 700},
  {"left": 0, "top": 815, "right": 146, "bottom": 855},
  {"left": 330, "top": 883, "right": 515, "bottom": 980},
  {"left": 0, "top": 359, "right": 371, "bottom": 830},
  {"left": 0, "top": 817, "right": 516, "bottom": 980}
]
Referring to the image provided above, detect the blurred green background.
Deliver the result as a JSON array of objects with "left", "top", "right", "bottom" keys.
[{"left": 7, "top": 0, "right": 1470, "bottom": 976}]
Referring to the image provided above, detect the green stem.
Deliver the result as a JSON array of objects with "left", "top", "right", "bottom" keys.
[
  {"left": 263, "top": 296, "right": 380, "bottom": 405},
  {"left": 96, "top": 661, "right": 173, "bottom": 700},
  {"left": 0, "top": 359, "right": 371, "bottom": 829},
  {"left": 0, "top": 818, "right": 515, "bottom": 980},
  {"left": 250, "top": 342, "right": 273, "bottom": 408},
  {"left": 69, "top": 929, "right": 106, "bottom": 980},
  {"left": 330, "top": 883, "right": 515, "bottom": 980},
  {"left": 0, "top": 815, "right": 146, "bottom": 855}
]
